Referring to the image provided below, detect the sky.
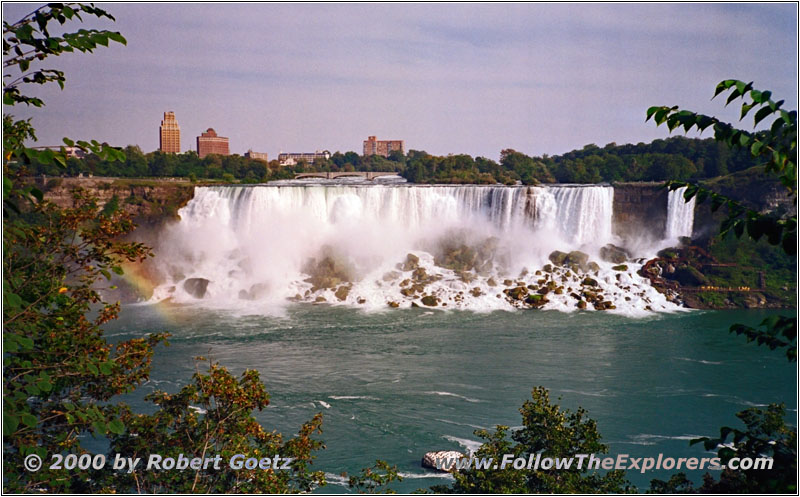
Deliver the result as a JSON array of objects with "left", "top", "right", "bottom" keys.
[{"left": 2, "top": 2, "right": 798, "bottom": 161}]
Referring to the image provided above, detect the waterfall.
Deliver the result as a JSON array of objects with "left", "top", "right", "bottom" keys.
[
  {"left": 148, "top": 184, "right": 681, "bottom": 315},
  {"left": 665, "top": 187, "right": 695, "bottom": 240}
]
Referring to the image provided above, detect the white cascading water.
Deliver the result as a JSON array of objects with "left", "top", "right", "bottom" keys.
[
  {"left": 149, "top": 184, "right": 684, "bottom": 316},
  {"left": 665, "top": 187, "right": 696, "bottom": 241}
]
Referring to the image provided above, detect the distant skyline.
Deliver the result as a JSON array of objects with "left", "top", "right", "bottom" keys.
[{"left": 2, "top": 2, "right": 797, "bottom": 161}]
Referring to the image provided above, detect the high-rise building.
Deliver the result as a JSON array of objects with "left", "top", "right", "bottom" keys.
[
  {"left": 245, "top": 150, "right": 269, "bottom": 162},
  {"left": 159, "top": 111, "right": 181, "bottom": 154},
  {"left": 197, "top": 128, "right": 230, "bottom": 158},
  {"left": 363, "top": 136, "right": 404, "bottom": 157}
]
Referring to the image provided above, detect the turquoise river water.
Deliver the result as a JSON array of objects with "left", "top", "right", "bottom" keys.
[{"left": 103, "top": 304, "right": 797, "bottom": 492}]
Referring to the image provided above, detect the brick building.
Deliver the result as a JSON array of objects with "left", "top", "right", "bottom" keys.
[
  {"left": 159, "top": 111, "right": 181, "bottom": 153},
  {"left": 363, "top": 136, "right": 404, "bottom": 157},
  {"left": 197, "top": 128, "right": 230, "bottom": 158}
]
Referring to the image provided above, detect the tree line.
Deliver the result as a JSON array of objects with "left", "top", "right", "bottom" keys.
[{"left": 27, "top": 135, "right": 760, "bottom": 185}]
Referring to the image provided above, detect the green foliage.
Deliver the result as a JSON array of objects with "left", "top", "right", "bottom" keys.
[
  {"left": 697, "top": 404, "right": 794, "bottom": 493},
  {"left": 651, "top": 405, "right": 796, "bottom": 493},
  {"left": 345, "top": 460, "right": 403, "bottom": 494},
  {"left": 3, "top": 10, "right": 158, "bottom": 489},
  {"left": 102, "top": 359, "right": 326, "bottom": 493},
  {"left": 730, "top": 316, "right": 796, "bottom": 362},
  {"left": 27, "top": 135, "right": 762, "bottom": 186},
  {"left": 649, "top": 79, "right": 797, "bottom": 493},
  {"left": 432, "top": 387, "right": 632, "bottom": 493},
  {"left": 3, "top": 3, "right": 126, "bottom": 108},
  {"left": 648, "top": 472, "right": 696, "bottom": 493},
  {"left": 3, "top": 184, "right": 169, "bottom": 492},
  {"left": 649, "top": 80, "right": 796, "bottom": 256},
  {"left": 3, "top": 4, "right": 330, "bottom": 493},
  {"left": 3, "top": 4, "right": 126, "bottom": 173}
]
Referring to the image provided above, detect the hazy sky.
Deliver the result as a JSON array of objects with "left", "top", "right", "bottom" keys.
[{"left": 3, "top": 2, "right": 797, "bottom": 160}]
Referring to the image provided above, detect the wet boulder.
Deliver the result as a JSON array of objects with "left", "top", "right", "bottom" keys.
[
  {"left": 334, "top": 284, "right": 351, "bottom": 301},
  {"left": 525, "top": 294, "right": 548, "bottom": 308},
  {"left": 600, "top": 244, "right": 630, "bottom": 264},
  {"left": 581, "top": 277, "right": 599, "bottom": 287},
  {"left": 548, "top": 250, "right": 568, "bottom": 266},
  {"left": 303, "top": 254, "right": 353, "bottom": 289},
  {"left": 566, "top": 251, "right": 589, "bottom": 268},
  {"left": 402, "top": 253, "right": 420, "bottom": 271},
  {"left": 238, "top": 282, "right": 268, "bottom": 300},
  {"left": 183, "top": 278, "right": 210, "bottom": 298},
  {"left": 504, "top": 286, "right": 528, "bottom": 300},
  {"left": 421, "top": 295, "right": 439, "bottom": 307},
  {"left": 657, "top": 248, "right": 679, "bottom": 260}
]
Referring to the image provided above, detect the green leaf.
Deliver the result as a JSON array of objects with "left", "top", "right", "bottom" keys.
[
  {"left": 740, "top": 103, "right": 753, "bottom": 120},
  {"left": 754, "top": 106, "right": 773, "bottom": 127},
  {"left": 107, "top": 32, "right": 126, "bottom": 45},
  {"left": 92, "top": 421, "right": 107, "bottom": 434},
  {"left": 108, "top": 418, "right": 125, "bottom": 435},
  {"left": 99, "top": 361, "right": 114, "bottom": 375},
  {"left": 87, "top": 363, "right": 99, "bottom": 375},
  {"left": 4, "top": 339, "right": 19, "bottom": 353},
  {"left": 4, "top": 291, "right": 23, "bottom": 309},
  {"left": 21, "top": 413, "right": 38, "bottom": 428},
  {"left": 17, "top": 336, "right": 34, "bottom": 351},
  {"left": 29, "top": 187, "right": 44, "bottom": 202},
  {"left": 111, "top": 265, "right": 124, "bottom": 275},
  {"left": 4, "top": 414, "right": 20, "bottom": 436}
]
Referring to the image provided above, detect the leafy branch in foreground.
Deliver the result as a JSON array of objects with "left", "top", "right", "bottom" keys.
[
  {"left": 3, "top": 2, "right": 125, "bottom": 107},
  {"left": 685, "top": 404, "right": 796, "bottom": 493},
  {"left": 344, "top": 459, "right": 403, "bottom": 494},
  {"left": 730, "top": 315, "right": 796, "bottom": 362},
  {"left": 4, "top": 4, "right": 330, "bottom": 493},
  {"left": 102, "top": 359, "right": 327, "bottom": 493},
  {"left": 649, "top": 80, "right": 797, "bottom": 358},
  {"left": 647, "top": 79, "right": 796, "bottom": 192},
  {"left": 647, "top": 79, "right": 797, "bottom": 493},
  {"left": 432, "top": 387, "right": 633, "bottom": 493},
  {"left": 3, "top": 3, "right": 127, "bottom": 173},
  {"left": 663, "top": 180, "right": 796, "bottom": 255}
]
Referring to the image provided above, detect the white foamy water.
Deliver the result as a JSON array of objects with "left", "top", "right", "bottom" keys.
[{"left": 149, "top": 184, "right": 689, "bottom": 315}]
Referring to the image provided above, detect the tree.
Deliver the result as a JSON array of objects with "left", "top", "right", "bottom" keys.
[
  {"left": 432, "top": 387, "right": 632, "bottom": 493},
  {"left": 3, "top": 4, "right": 327, "bottom": 492},
  {"left": 103, "top": 360, "right": 326, "bottom": 493},
  {"left": 647, "top": 79, "right": 797, "bottom": 492}
]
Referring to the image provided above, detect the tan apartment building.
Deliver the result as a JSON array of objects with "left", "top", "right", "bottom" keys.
[
  {"left": 159, "top": 111, "right": 181, "bottom": 153},
  {"left": 245, "top": 150, "right": 269, "bottom": 162},
  {"left": 363, "top": 136, "right": 404, "bottom": 157},
  {"left": 197, "top": 128, "right": 230, "bottom": 158},
  {"left": 278, "top": 150, "right": 331, "bottom": 166}
]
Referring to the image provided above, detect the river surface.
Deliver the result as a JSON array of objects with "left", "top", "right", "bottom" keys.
[{"left": 104, "top": 304, "right": 797, "bottom": 492}]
